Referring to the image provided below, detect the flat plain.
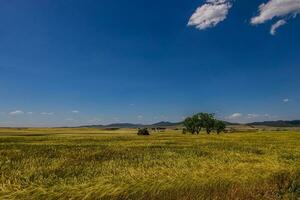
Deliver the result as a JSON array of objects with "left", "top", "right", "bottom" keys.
[{"left": 0, "top": 128, "right": 299, "bottom": 200}]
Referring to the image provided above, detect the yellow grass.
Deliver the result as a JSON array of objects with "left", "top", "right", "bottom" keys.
[{"left": 0, "top": 128, "right": 299, "bottom": 199}]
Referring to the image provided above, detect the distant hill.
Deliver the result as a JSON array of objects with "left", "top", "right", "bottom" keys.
[
  {"left": 82, "top": 123, "right": 142, "bottom": 128},
  {"left": 105, "top": 123, "right": 144, "bottom": 128},
  {"left": 248, "top": 120, "right": 300, "bottom": 127},
  {"left": 81, "top": 121, "right": 181, "bottom": 129},
  {"left": 150, "top": 121, "right": 182, "bottom": 127},
  {"left": 80, "top": 120, "right": 240, "bottom": 129},
  {"left": 223, "top": 121, "right": 239, "bottom": 126},
  {"left": 81, "top": 120, "right": 300, "bottom": 129}
]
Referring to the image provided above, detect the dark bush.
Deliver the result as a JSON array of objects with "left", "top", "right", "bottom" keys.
[{"left": 137, "top": 128, "right": 150, "bottom": 136}]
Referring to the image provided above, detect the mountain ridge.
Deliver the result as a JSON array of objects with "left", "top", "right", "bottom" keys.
[
  {"left": 79, "top": 120, "right": 300, "bottom": 128},
  {"left": 247, "top": 120, "right": 300, "bottom": 127}
]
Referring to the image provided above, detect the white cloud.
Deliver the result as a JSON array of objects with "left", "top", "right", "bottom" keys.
[
  {"left": 9, "top": 110, "right": 24, "bottom": 116},
  {"left": 251, "top": 0, "right": 300, "bottom": 34},
  {"left": 283, "top": 98, "right": 290, "bottom": 103},
  {"left": 41, "top": 112, "right": 54, "bottom": 115},
  {"left": 247, "top": 114, "right": 260, "bottom": 118},
  {"left": 227, "top": 113, "right": 243, "bottom": 119},
  {"left": 264, "top": 113, "right": 278, "bottom": 119},
  {"left": 188, "top": 0, "right": 232, "bottom": 30},
  {"left": 71, "top": 110, "right": 79, "bottom": 114},
  {"left": 270, "top": 19, "right": 287, "bottom": 35},
  {"left": 137, "top": 115, "right": 143, "bottom": 120},
  {"left": 251, "top": 0, "right": 300, "bottom": 24}
]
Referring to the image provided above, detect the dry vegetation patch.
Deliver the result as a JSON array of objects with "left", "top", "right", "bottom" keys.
[{"left": 0, "top": 128, "right": 299, "bottom": 199}]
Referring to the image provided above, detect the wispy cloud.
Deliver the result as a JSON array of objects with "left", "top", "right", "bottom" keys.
[
  {"left": 247, "top": 113, "right": 260, "bottom": 119},
  {"left": 226, "top": 112, "right": 279, "bottom": 122},
  {"left": 227, "top": 113, "right": 243, "bottom": 120},
  {"left": 71, "top": 110, "right": 79, "bottom": 114},
  {"left": 270, "top": 19, "right": 287, "bottom": 35},
  {"left": 188, "top": 0, "right": 232, "bottom": 30},
  {"left": 251, "top": 0, "right": 300, "bottom": 35},
  {"left": 9, "top": 110, "right": 24, "bottom": 116},
  {"left": 283, "top": 98, "right": 290, "bottom": 103},
  {"left": 264, "top": 113, "right": 278, "bottom": 119},
  {"left": 40, "top": 112, "right": 54, "bottom": 115}
]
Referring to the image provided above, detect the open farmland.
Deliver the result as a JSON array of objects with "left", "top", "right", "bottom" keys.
[{"left": 0, "top": 128, "right": 299, "bottom": 200}]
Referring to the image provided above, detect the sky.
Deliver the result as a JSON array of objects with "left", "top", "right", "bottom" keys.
[{"left": 0, "top": 0, "right": 300, "bottom": 127}]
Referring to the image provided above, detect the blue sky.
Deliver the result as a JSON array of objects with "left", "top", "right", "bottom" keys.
[{"left": 0, "top": 0, "right": 300, "bottom": 127}]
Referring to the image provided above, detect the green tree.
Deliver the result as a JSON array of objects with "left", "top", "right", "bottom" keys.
[
  {"left": 192, "top": 114, "right": 203, "bottom": 134},
  {"left": 199, "top": 113, "right": 215, "bottom": 134},
  {"left": 184, "top": 113, "right": 226, "bottom": 135},
  {"left": 214, "top": 120, "right": 226, "bottom": 134},
  {"left": 183, "top": 117, "right": 197, "bottom": 134},
  {"left": 183, "top": 114, "right": 203, "bottom": 134}
]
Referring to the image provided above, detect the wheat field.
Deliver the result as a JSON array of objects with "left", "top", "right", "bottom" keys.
[{"left": 0, "top": 128, "right": 299, "bottom": 199}]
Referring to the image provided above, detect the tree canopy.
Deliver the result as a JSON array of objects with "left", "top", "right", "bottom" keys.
[{"left": 183, "top": 113, "right": 226, "bottom": 135}]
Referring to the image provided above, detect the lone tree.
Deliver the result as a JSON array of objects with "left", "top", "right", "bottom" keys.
[
  {"left": 183, "top": 117, "right": 196, "bottom": 134},
  {"left": 214, "top": 120, "right": 226, "bottom": 134},
  {"left": 193, "top": 113, "right": 203, "bottom": 134},
  {"left": 183, "top": 114, "right": 202, "bottom": 134},
  {"left": 199, "top": 113, "right": 215, "bottom": 134},
  {"left": 183, "top": 113, "right": 226, "bottom": 135}
]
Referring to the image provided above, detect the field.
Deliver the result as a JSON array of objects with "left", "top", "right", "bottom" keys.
[{"left": 0, "top": 128, "right": 299, "bottom": 200}]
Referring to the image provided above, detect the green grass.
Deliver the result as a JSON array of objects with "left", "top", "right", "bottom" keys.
[{"left": 0, "top": 128, "right": 299, "bottom": 199}]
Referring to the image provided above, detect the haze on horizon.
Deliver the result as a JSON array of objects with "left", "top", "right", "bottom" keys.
[{"left": 0, "top": 0, "right": 300, "bottom": 127}]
